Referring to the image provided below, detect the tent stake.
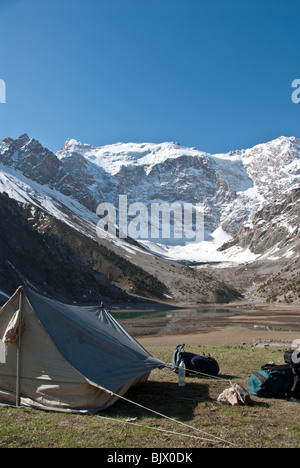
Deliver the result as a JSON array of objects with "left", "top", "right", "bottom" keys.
[{"left": 16, "top": 287, "right": 23, "bottom": 407}]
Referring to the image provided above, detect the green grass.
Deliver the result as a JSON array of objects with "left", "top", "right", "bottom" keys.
[{"left": 0, "top": 345, "right": 299, "bottom": 448}]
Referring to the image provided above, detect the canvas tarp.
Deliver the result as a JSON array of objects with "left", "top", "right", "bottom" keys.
[{"left": 0, "top": 287, "right": 164, "bottom": 412}]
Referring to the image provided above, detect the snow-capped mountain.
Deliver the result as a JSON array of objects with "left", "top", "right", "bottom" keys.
[
  {"left": 1, "top": 133, "right": 300, "bottom": 260},
  {"left": 57, "top": 136, "right": 300, "bottom": 232},
  {"left": 56, "top": 138, "right": 247, "bottom": 240},
  {"left": 0, "top": 134, "right": 300, "bottom": 250},
  {"left": 56, "top": 135, "right": 300, "bottom": 257}
]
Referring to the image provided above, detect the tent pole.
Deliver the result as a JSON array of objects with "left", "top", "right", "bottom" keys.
[{"left": 16, "top": 287, "right": 23, "bottom": 407}]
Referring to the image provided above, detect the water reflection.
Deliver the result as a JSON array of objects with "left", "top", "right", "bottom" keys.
[{"left": 110, "top": 307, "right": 237, "bottom": 320}]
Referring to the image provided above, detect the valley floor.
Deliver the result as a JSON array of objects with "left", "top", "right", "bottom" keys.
[
  {"left": 138, "top": 326, "right": 299, "bottom": 348},
  {"left": 118, "top": 303, "right": 300, "bottom": 348}
]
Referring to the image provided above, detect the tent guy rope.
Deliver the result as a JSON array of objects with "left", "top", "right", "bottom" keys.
[
  {"left": 101, "top": 387, "right": 237, "bottom": 447},
  {"left": 96, "top": 414, "right": 229, "bottom": 445},
  {"left": 166, "top": 363, "right": 232, "bottom": 382}
]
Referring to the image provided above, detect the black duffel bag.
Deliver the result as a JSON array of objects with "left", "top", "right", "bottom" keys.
[{"left": 171, "top": 344, "right": 219, "bottom": 377}]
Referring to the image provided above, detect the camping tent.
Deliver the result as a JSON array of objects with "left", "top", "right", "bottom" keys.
[{"left": 0, "top": 287, "right": 164, "bottom": 412}]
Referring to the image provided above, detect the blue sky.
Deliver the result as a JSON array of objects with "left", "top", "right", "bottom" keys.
[{"left": 0, "top": 0, "right": 299, "bottom": 154}]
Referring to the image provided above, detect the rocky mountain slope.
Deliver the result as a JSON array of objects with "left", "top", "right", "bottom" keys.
[
  {"left": 0, "top": 191, "right": 241, "bottom": 306},
  {"left": 217, "top": 182, "right": 300, "bottom": 303}
]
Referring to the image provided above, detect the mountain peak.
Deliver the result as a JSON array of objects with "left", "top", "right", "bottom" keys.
[{"left": 16, "top": 133, "right": 31, "bottom": 145}]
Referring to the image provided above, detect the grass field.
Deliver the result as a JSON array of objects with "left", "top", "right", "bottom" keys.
[{"left": 0, "top": 345, "right": 300, "bottom": 449}]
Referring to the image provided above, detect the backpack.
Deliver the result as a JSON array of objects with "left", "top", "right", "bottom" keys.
[
  {"left": 171, "top": 344, "right": 220, "bottom": 377},
  {"left": 248, "top": 349, "right": 300, "bottom": 400}
]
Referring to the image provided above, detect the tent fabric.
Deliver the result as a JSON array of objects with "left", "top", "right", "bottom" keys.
[{"left": 0, "top": 287, "right": 164, "bottom": 412}]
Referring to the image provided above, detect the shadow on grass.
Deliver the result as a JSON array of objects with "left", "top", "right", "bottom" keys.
[{"left": 102, "top": 379, "right": 210, "bottom": 422}]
